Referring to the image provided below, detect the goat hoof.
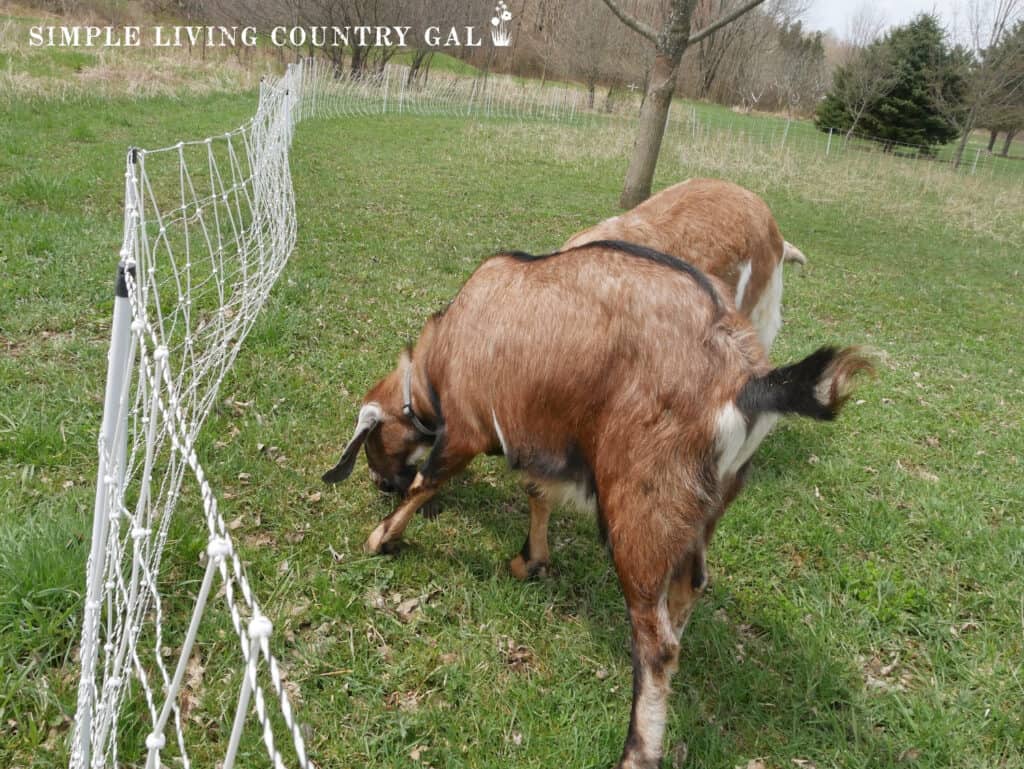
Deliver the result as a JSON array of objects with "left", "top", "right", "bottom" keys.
[
  {"left": 364, "top": 524, "right": 389, "bottom": 554},
  {"left": 379, "top": 539, "right": 404, "bottom": 555},
  {"left": 363, "top": 535, "right": 403, "bottom": 556},
  {"left": 509, "top": 555, "right": 549, "bottom": 581}
]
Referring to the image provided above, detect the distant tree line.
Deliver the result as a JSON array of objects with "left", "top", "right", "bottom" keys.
[{"left": 815, "top": 8, "right": 1024, "bottom": 162}]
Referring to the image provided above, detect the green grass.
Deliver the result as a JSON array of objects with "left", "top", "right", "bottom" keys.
[
  {"left": 2, "top": 72, "right": 1024, "bottom": 769},
  {"left": 389, "top": 50, "right": 481, "bottom": 77}
]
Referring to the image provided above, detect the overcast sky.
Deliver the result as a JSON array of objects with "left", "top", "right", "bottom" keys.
[{"left": 802, "top": 0, "right": 964, "bottom": 39}]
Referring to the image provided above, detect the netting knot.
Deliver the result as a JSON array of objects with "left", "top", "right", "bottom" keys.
[
  {"left": 207, "top": 537, "right": 233, "bottom": 560},
  {"left": 145, "top": 733, "right": 166, "bottom": 750},
  {"left": 249, "top": 615, "right": 273, "bottom": 640}
]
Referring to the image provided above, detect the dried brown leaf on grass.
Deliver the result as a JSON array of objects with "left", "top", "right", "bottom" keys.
[
  {"left": 500, "top": 637, "right": 535, "bottom": 672},
  {"left": 179, "top": 653, "right": 205, "bottom": 721},
  {"left": 860, "top": 653, "right": 914, "bottom": 693},
  {"left": 384, "top": 689, "right": 421, "bottom": 712},
  {"left": 365, "top": 588, "right": 439, "bottom": 623}
]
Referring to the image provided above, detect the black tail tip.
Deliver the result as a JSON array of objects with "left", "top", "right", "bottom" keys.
[{"left": 739, "top": 346, "right": 878, "bottom": 420}]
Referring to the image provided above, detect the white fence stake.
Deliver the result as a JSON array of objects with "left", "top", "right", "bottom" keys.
[
  {"left": 76, "top": 258, "right": 135, "bottom": 769},
  {"left": 826, "top": 127, "right": 833, "bottom": 156},
  {"left": 223, "top": 616, "right": 273, "bottom": 769}
]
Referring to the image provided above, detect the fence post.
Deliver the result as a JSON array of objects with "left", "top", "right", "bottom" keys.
[
  {"left": 971, "top": 147, "right": 981, "bottom": 175},
  {"left": 826, "top": 127, "right": 833, "bottom": 157},
  {"left": 75, "top": 257, "right": 135, "bottom": 769}
]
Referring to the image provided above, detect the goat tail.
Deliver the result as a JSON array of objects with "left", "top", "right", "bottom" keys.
[
  {"left": 782, "top": 241, "right": 807, "bottom": 266},
  {"left": 738, "top": 346, "right": 876, "bottom": 421}
]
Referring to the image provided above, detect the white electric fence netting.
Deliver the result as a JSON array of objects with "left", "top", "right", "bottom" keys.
[{"left": 71, "top": 62, "right": 309, "bottom": 769}]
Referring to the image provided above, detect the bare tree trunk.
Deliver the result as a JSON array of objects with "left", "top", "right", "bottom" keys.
[
  {"left": 329, "top": 47, "right": 345, "bottom": 78},
  {"left": 987, "top": 128, "right": 999, "bottom": 152},
  {"left": 408, "top": 49, "right": 428, "bottom": 86},
  {"left": 351, "top": 46, "right": 366, "bottom": 78},
  {"left": 620, "top": 53, "right": 680, "bottom": 207},
  {"left": 601, "top": 0, "right": 765, "bottom": 207},
  {"left": 1001, "top": 128, "right": 1017, "bottom": 156},
  {"left": 588, "top": 81, "right": 596, "bottom": 109},
  {"left": 422, "top": 52, "right": 434, "bottom": 86},
  {"left": 952, "top": 106, "right": 977, "bottom": 168},
  {"left": 604, "top": 85, "right": 617, "bottom": 113}
]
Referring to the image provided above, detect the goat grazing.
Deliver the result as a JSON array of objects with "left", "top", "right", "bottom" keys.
[
  {"left": 323, "top": 240, "right": 871, "bottom": 769},
  {"left": 563, "top": 178, "right": 806, "bottom": 351}
]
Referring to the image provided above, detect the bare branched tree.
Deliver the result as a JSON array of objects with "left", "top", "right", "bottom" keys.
[
  {"left": 846, "top": 1, "right": 887, "bottom": 52},
  {"left": 836, "top": 7, "right": 900, "bottom": 139},
  {"left": 600, "top": 0, "right": 767, "bottom": 207},
  {"left": 933, "top": 0, "right": 1024, "bottom": 166}
]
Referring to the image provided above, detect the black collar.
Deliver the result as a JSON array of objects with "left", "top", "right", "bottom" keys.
[{"left": 402, "top": 362, "right": 438, "bottom": 437}]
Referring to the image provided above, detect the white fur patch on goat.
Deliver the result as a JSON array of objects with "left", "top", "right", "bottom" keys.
[
  {"left": 734, "top": 259, "right": 753, "bottom": 310},
  {"left": 714, "top": 404, "right": 747, "bottom": 481},
  {"left": 407, "top": 444, "right": 430, "bottom": 466},
  {"left": 633, "top": 671, "right": 667, "bottom": 755},
  {"left": 540, "top": 480, "right": 597, "bottom": 514},
  {"left": 749, "top": 261, "right": 783, "bottom": 351},
  {"left": 782, "top": 240, "right": 807, "bottom": 265},
  {"left": 735, "top": 413, "right": 778, "bottom": 474},
  {"left": 715, "top": 403, "right": 779, "bottom": 481},
  {"left": 491, "top": 409, "right": 509, "bottom": 455},
  {"left": 814, "top": 361, "right": 855, "bottom": 408}
]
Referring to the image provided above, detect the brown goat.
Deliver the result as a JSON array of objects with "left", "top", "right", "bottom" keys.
[
  {"left": 563, "top": 178, "right": 806, "bottom": 351},
  {"left": 323, "top": 241, "right": 871, "bottom": 769}
]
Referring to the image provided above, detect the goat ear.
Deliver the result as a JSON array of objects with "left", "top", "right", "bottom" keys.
[{"left": 322, "top": 403, "right": 383, "bottom": 484}]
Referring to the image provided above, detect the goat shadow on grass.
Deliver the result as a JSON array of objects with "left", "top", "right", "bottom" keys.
[{"left": 392, "top": 423, "right": 897, "bottom": 767}]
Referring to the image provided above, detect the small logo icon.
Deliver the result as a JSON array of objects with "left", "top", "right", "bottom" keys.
[{"left": 490, "top": 2, "right": 512, "bottom": 47}]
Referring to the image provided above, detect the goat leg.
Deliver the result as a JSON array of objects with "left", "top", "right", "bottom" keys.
[
  {"left": 365, "top": 437, "right": 475, "bottom": 554},
  {"left": 364, "top": 476, "right": 438, "bottom": 554},
  {"left": 509, "top": 482, "right": 552, "bottom": 579}
]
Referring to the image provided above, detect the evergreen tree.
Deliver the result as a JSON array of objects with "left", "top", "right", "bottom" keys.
[{"left": 816, "top": 14, "right": 966, "bottom": 150}]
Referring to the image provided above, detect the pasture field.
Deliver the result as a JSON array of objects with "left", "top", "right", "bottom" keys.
[{"left": 2, "top": 66, "right": 1024, "bottom": 769}]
